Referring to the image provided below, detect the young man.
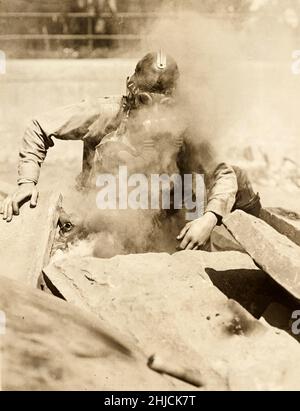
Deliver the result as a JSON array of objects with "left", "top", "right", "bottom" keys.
[{"left": 0, "top": 51, "right": 261, "bottom": 250}]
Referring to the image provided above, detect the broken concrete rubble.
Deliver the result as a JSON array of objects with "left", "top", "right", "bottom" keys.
[
  {"left": 210, "top": 225, "right": 245, "bottom": 252},
  {"left": 260, "top": 207, "right": 300, "bottom": 247},
  {"left": 43, "top": 251, "right": 300, "bottom": 390},
  {"left": 1, "top": 181, "right": 299, "bottom": 390},
  {"left": 0, "top": 191, "right": 62, "bottom": 287},
  {"left": 200, "top": 251, "right": 283, "bottom": 318},
  {"left": 0, "top": 274, "right": 186, "bottom": 391},
  {"left": 223, "top": 210, "right": 300, "bottom": 301}
]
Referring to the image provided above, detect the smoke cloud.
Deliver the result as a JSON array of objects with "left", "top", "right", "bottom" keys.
[{"left": 56, "top": 1, "right": 300, "bottom": 259}]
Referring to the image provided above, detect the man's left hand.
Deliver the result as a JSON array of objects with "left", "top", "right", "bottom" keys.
[{"left": 177, "top": 212, "right": 218, "bottom": 250}]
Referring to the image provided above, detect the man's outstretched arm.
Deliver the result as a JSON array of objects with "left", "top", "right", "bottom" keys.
[
  {"left": 1, "top": 99, "right": 107, "bottom": 221},
  {"left": 18, "top": 119, "right": 55, "bottom": 185},
  {"left": 177, "top": 137, "right": 238, "bottom": 250},
  {"left": 178, "top": 162, "right": 238, "bottom": 250}
]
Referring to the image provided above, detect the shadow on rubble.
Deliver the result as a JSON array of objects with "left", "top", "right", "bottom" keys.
[{"left": 205, "top": 267, "right": 300, "bottom": 342}]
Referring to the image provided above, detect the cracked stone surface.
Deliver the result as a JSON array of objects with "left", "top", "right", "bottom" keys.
[
  {"left": 44, "top": 250, "right": 300, "bottom": 390},
  {"left": 224, "top": 210, "right": 300, "bottom": 301},
  {"left": 260, "top": 207, "right": 300, "bottom": 247},
  {"left": 0, "top": 191, "right": 62, "bottom": 287},
  {"left": 0, "top": 274, "right": 187, "bottom": 391}
]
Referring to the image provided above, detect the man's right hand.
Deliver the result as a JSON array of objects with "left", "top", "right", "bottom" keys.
[{"left": 0, "top": 182, "right": 39, "bottom": 222}]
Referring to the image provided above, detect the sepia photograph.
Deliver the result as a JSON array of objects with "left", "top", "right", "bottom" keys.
[{"left": 0, "top": 0, "right": 300, "bottom": 394}]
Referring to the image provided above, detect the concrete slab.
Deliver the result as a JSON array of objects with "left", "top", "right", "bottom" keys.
[
  {"left": 0, "top": 274, "right": 182, "bottom": 391},
  {"left": 224, "top": 210, "right": 300, "bottom": 301},
  {"left": 43, "top": 251, "right": 300, "bottom": 390},
  {"left": 0, "top": 191, "right": 62, "bottom": 287},
  {"left": 260, "top": 207, "right": 300, "bottom": 247}
]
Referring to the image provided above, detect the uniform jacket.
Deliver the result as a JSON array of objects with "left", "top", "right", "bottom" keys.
[{"left": 18, "top": 95, "right": 238, "bottom": 220}]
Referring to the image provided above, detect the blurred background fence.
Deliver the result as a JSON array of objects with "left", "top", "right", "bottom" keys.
[{"left": 0, "top": 0, "right": 261, "bottom": 58}]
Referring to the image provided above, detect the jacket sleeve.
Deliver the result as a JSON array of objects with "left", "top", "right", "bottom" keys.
[
  {"left": 179, "top": 135, "right": 238, "bottom": 221},
  {"left": 205, "top": 162, "right": 238, "bottom": 221},
  {"left": 17, "top": 98, "right": 116, "bottom": 185}
]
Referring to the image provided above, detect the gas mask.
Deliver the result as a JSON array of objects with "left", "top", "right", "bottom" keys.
[
  {"left": 133, "top": 90, "right": 175, "bottom": 109},
  {"left": 126, "top": 76, "right": 175, "bottom": 111}
]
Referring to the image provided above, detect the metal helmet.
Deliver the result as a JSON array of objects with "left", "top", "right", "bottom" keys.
[{"left": 127, "top": 51, "right": 180, "bottom": 103}]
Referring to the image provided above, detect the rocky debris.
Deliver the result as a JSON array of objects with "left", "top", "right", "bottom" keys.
[
  {"left": 0, "top": 191, "right": 62, "bottom": 287},
  {"left": 43, "top": 251, "right": 300, "bottom": 390},
  {"left": 226, "top": 145, "right": 269, "bottom": 185},
  {"left": 200, "top": 250, "right": 284, "bottom": 318},
  {"left": 223, "top": 210, "right": 300, "bottom": 301},
  {"left": 260, "top": 207, "right": 300, "bottom": 247},
  {"left": 227, "top": 145, "right": 300, "bottom": 190},
  {"left": 148, "top": 353, "right": 203, "bottom": 388},
  {"left": 0, "top": 274, "right": 185, "bottom": 391},
  {"left": 277, "top": 158, "right": 300, "bottom": 189},
  {"left": 262, "top": 302, "right": 300, "bottom": 343},
  {"left": 210, "top": 225, "right": 245, "bottom": 252}
]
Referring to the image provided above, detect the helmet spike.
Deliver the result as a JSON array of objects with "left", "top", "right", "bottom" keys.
[
  {"left": 130, "top": 51, "right": 179, "bottom": 95},
  {"left": 156, "top": 49, "right": 167, "bottom": 70}
]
